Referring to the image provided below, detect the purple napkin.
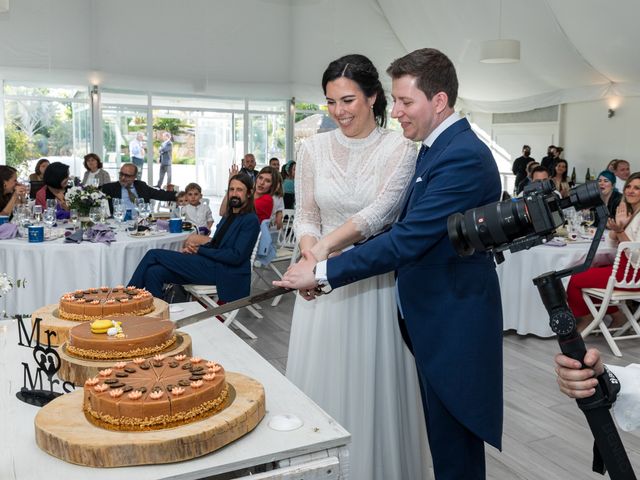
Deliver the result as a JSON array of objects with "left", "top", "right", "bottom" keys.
[
  {"left": 64, "top": 229, "right": 84, "bottom": 243},
  {"left": 156, "top": 220, "right": 169, "bottom": 232},
  {"left": 0, "top": 223, "right": 18, "bottom": 239},
  {"left": 86, "top": 224, "right": 116, "bottom": 244}
]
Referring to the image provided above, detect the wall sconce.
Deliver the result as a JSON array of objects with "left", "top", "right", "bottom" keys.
[{"left": 608, "top": 108, "right": 615, "bottom": 118}]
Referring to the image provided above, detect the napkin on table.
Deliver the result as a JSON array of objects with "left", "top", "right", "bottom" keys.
[
  {"left": 85, "top": 224, "right": 116, "bottom": 244},
  {"left": 64, "top": 229, "right": 84, "bottom": 243},
  {"left": 0, "top": 223, "right": 18, "bottom": 239}
]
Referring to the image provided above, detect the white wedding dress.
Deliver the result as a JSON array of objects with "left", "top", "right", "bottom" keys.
[{"left": 287, "top": 127, "right": 432, "bottom": 480}]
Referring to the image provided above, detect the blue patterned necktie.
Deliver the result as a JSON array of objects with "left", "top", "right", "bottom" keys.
[{"left": 416, "top": 143, "right": 429, "bottom": 167}]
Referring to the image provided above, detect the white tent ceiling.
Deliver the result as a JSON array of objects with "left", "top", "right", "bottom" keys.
[{"left": 0, "top": 0, "right": 638, "bottom": 113}]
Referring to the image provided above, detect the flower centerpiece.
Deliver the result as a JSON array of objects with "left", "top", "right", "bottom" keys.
[
  {"left": 0, "top": 273, "right": 27, "bottom": 318},
  {"left": 65, "top": 185, "right": 108, "bottom": 217}
]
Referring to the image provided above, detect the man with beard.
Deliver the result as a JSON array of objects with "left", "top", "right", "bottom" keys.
[{"left": 128, "top": 174, "right": 259, "bottom": 301}]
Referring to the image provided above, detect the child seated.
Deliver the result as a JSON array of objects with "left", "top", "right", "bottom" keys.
[{"left": 184, "top": 182, "right": 213, "bottom": 233}]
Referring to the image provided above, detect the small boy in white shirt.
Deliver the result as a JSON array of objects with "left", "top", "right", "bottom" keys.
[{"left": 183, "top": 183, "right": 213, "bottom": 233}]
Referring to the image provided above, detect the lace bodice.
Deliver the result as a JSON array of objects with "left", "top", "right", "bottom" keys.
[{"left": 294, "top": 127, "right": 417, "bottom": 240}]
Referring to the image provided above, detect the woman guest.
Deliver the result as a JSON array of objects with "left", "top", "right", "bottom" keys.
[
  {"left": 29, "top": 158, "right": 49, "bottom": 182},
  {"left": 269, "top": 167, "right": 284, "bottom": 230},
  {"left": 282, "top": 160, "right": 296, "bottom": 209},
  {"left": 287, "top": 54, "right": 429, "bottom": 480},
  {"left": 567, "top": 172, "right": 640, "bottom": 331},
  {"left": 551, "top": 159, "right": 570, "bottom": 198},
  {"left": 128, "top": 175, "right": 259, "bottom": 301},
  {"left": 220, "top": 166, "right": 275, "bottom": 224},
  {"left": 0, "top": 166, "right": 27, "bottom": 216},
  {"left": 594, "top": 170, "right": 622, "bottom": 225},
  {"left": 35, "top": 161, "right": 71, "bottom": 219},
  {"left": 81, "top": 153, "right": 111, "bottom": 187}
]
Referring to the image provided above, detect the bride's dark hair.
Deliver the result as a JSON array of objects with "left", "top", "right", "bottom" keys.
[{"left": 321, "top": 54, "right": 387, "bottom": 128}]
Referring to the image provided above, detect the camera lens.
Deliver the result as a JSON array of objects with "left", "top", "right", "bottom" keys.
[{"left": 448, "top": 198, "right": 531, "bottom": 256}]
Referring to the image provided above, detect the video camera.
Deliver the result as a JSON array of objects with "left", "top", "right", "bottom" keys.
[{"left": 447, "top": 179, "right": 603, "bottom": 263}]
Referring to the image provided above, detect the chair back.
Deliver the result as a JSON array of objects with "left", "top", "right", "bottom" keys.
[
  {"left": 612, "top": 241, "right": 640, "bottom": 289},
  {"left": 277, "top": 209, "right": 296, "bottom": 249}
]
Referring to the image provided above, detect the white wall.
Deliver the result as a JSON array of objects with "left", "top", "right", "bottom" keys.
[{"left": 562, "top": 97, "right": 640, "bottom": 177}]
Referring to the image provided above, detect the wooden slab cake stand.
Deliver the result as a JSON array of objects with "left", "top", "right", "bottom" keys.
[
  {"left": 57, "top": 331, "right": 193, "bottom": 384},
  {"left": 30, "top": 298, "right": 170, "bottom": 347},
  {"left": 34, "top": 372, "right": 265, "bottom": 467}
]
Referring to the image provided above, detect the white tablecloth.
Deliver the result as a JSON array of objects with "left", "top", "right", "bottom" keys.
[
  {"left": 497, "top": 240, "right": 617, "bottom": 337},
  {"left": 0, "top": 229, "right": 191, "bottom": 315}
]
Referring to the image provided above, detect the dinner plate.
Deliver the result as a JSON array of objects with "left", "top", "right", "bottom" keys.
[{"left": 127, "top": 230, "right": 167, "bottom": 238}]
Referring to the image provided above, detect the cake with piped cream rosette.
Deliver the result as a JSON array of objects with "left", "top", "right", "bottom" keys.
[
  {"left": 83, "top": 355, "right": 228, "bottom": 430},
  {"left": 58, "top": 285, "right": 154, "bottom": 321},
  {"left": 66, "top": 316, "right": 177, "bottom": 360}
]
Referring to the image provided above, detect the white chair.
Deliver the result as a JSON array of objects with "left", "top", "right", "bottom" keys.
[
  {"left": 182, "top": 283, "right": 260, "bottom": 339},
  {"left": 183, "top": 233, "right": 265, "bottom": 340},
  {"left": 581, "top": 241, "right": 640, "bottom": 356},
  {"left": 268, "top": 210, "right": 297, "bottom": 306}
]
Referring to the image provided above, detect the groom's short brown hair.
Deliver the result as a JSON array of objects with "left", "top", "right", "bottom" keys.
[{"left": 387, "top": 48, "right": 458, "bottom": 108}]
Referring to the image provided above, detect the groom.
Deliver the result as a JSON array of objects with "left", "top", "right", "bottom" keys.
[{"left": 275, "top": 48, "right": 503, "bottom": 479}]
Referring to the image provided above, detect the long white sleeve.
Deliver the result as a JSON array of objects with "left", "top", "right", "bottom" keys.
[
  {"left": 294, "top": 141, "right": 322, "bottom": 241},
  {"left": 351, "top": 134, "right": 416, "bottom": 238}
]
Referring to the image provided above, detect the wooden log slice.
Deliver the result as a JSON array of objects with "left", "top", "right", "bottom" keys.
[
  {"left": 30, "top": 298, "right": 170, "bottom": 347},
  {"left": 34, "top": 371, "right": 265, "bottom": 467},
  {"left": 57, "top": 331, "right": 193, "bottom": 384}
]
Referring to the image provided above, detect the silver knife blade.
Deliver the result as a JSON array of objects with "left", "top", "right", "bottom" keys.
[{"left": 175, "top": 286, "right": 291, "bottom": 328}]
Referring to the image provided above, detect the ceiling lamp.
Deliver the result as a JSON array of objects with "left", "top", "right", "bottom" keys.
[
  {"left": 480, "top": 0, "right": 520, "bottom": 64},
  {"left": 480, "top": 39, "right": 520, "bottom": 64}
]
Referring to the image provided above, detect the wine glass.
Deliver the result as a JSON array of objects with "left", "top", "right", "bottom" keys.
[
  {"left": 32, "top": 205, "right": 43, "bottom": 224},
  {"left": 581, "top": 209, "right": 595, "bottom": 236},
  {"left": 46, "top": 199, "right": 57, "bottom": 210},
  {"left": 89, "top": 207, "right": 101, "bottom": 225},
  {"left": 19, "top": 178, "right": 31, "bottom": 203}
]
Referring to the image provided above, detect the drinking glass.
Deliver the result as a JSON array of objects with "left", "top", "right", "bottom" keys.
[
  {"left": 32, "top": 205, "right": 43, "bottom": 224},
  {"left": 69, "top": 209, "right": 79, "bottom": 230},
  {"left": 19, "top": 179, "right": 31, "bottom": 202},
  {"left": 180, "top": 206, "right": 187, "bottom": 222},
  {"left": 112, "top": 198, "right": 121, "bottom": 209},
  {"left": 113, "top": 206, "right": 125, "bottom": 230},
  {"left": 46, "top": 199, "right": 57, "bottom": 210},
  {"left": 91, "top": 178, "right": 100, "bottom": 188},
  {"left": 89, "top": 207, "right": 101, "bottom": 224},
  {"left": 43, "top": 208, "right": 56, "bottom": 237}
]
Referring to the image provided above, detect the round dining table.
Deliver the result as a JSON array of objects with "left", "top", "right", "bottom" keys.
[
  {"left": 497, "top": 238, "right": 617, "bottom": 337},
  {"left": 0, "top": 227, "right": 191, "bottom": 316}
]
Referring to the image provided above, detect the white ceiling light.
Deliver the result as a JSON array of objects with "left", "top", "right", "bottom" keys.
[
  {"left": 480, "top": 39, "right": 520, "bottom": 64},
  {"left": 480, "top": 0, "right": 520, "bottom": 64}
]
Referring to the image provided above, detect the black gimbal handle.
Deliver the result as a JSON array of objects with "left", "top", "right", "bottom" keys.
[{"left": 532, "top": 204, "right": 636, "bottom": 479}]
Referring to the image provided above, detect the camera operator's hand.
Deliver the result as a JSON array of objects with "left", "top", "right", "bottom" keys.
[{"left": 555, "top": 348, "right": 604, "bottom": 399}]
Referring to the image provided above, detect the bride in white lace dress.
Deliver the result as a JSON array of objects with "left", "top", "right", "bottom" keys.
[{"left": 287, "top": 55, "right": 431, "bottom": 480}]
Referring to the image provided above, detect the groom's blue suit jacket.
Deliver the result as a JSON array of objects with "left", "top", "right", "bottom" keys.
[{"left": 327, "top": 118, "right": 503, "bottom": 449}]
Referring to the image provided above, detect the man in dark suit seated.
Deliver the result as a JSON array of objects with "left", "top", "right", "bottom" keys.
[
  {"left": 100, "top": 163, "right": 176, "bottom": 214},
  {"left": 127, "top": 174, "right": 260, "bottom": 301}
]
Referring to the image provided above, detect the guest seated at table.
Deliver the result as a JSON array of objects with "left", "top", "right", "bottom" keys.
[
  {"left": 183, "top": 182, "right": 213, "bottom": 231},
  {"left": 0, "top": 166, "right": 27, "bottom": 217},
  {"left": 35, "top": 161, "right": 71, "bottom": 219},
  {"left": 282, "top": 160, "right": 296, "bottom": 209},
  {"left": 593, "top": 170, "right": 622, "bottom": 226},
  {"left": 220, "top": 166, "right": 274, "bottom": 223},
  {"left": 29, "top": 158, "right": 49, "bottom": 182},
  {"left": 516, "top": 160, "right": 539, "bottom": 194},
  {"left": 101, "top": 163, "right": 176, "bottom": 215},
  {"left": 128, "top": 174, "right": 259, "bottom": 301},
  {"left": 551, "top": 159, "right": 570, "bottom": 198},
  {"left": 81, "top": 153, "right": 111, "bottom": 187},
  {"left": 567, "top": 172, "right": 640, "bottom": 331}
]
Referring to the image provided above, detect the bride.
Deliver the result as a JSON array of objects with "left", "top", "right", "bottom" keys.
[{"left": 286, "top": 54, "right": 431, "bottom": 480}]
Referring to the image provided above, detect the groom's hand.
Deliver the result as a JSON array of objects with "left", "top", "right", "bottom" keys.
[{"left": 273, "top": 250, "right": 319, "bottom": 299}]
